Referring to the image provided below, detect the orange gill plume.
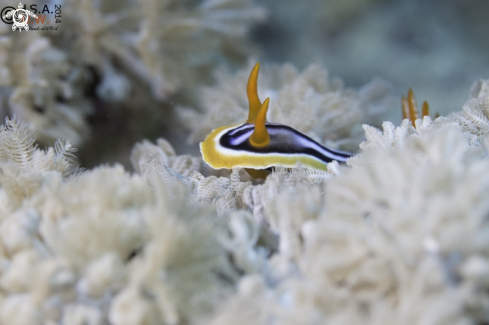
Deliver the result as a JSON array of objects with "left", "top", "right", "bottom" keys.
[{"left": 401, "top": 89, "right": 437, "bottom": 128}]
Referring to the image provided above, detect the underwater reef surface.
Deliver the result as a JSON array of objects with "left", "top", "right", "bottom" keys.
[
  {"left": 0, "top": 0, "right": 489, "bottom": 324},
  {"left": 0, "top": 0, "right": 266, "bottom": 166},
  {"left": 1, "top": 0, "right": 487, "bottom": 168},
  {"left": 0, "top": 79, "right": 488, "bottom": 324}
]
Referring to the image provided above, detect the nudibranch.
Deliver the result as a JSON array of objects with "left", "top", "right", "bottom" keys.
[{"left": 200, "top": 63, "right": 353, "bottom": 178}]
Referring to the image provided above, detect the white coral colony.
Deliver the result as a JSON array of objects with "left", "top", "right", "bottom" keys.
[{"left": 200, "top": 63, "right": 354, "bottom": 178}]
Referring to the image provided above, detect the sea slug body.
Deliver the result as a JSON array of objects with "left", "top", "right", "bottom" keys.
[{"left": 200, "top": 63, "right": 353, "bottom": 178}]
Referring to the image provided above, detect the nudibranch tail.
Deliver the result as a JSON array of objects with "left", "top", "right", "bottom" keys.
[
  {"left": 246, "top": 62, "right": 262, "bottom": 123},
  {"left": 249, "top": 98, "right": 270, "bottom": 147}
]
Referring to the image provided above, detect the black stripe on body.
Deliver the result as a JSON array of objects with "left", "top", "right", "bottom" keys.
[{"left": 220, "top": 123, "right": 352, "bottom": 163}]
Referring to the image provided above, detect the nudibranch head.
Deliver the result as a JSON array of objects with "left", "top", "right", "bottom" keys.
[{"left": 200, "top": 63, "right": 353, "bottom": 175}]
